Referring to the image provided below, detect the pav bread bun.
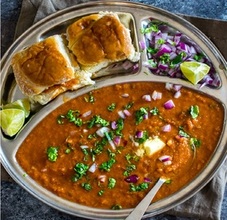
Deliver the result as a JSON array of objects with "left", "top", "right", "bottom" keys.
[
  {"left": 11, "top": 12, "right": 140, "bottom": 105},
  {"left": 11, "top": 35, "right": 94, "bottom": 105},
  {"left": 66, "top": 12, "right": 140, "bottom": 74}
]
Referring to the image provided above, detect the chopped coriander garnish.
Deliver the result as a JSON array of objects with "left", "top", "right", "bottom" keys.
[
  {"left": 57, "top": 114, "right": 65, "bottom": 124},
  {"left": 123, "top": 164, "right": 136, "bottom": 177},
  {"left": 190, "top": 137, "right": 201, "bottom": 150},
  {"left": 81, "top": 182, "right": 92, "bottom": 191},
  {"left": 99, "top": 158, "right": 116, "bottom": 172},
  {"left": 98, "top": 190, "right": 104, "bottom": 196},
  {"left": 65, "top": 148, "right": 71, "bottom": 154},
  {"left": 189, "top": 105, "right": 199, "bottom": 119},
  {"left": 84, "top": 92, "right": 95, "bottom": 103},
  {"left": 130, "top": 182, "right": 149, "bottom": 192},
  {"left": 165, "top": 179, "right": 172, "bottom": 184},
  {"left": 150, "top": 107, "right": 159, "bottom": 115},
  {"left": 107, "top": 103, "right": 116, "bottom": 111},
  {"left": 111, "top": 204, "right": 122, "bottom": 210},
  {"left": 115, "top": 118, "right": 124, "bottom": 136},
  {"left": 124, "top": 101, "right": 134, "bottom": 110},
  {"left": 178, "top": 127, "right": 190, "bottom": 138},
  {"left": 47, "top": 146, "right": 59, "bottom": 162},
  {"left": 140, "top": 24, "right": 159, "bottom": 34},
  {"left": 87, "top": 115, "right": 109, "bottom": 128},
  {"left": 135, "top": 107, "right": 149, "bottom": 125},
  {"left": 72, "top": 163, "right": 89, "bottom": 182},
  {"left": 148, "top": 59, "right": 157, "bottom": 68},
  {"left": 108, "top": 178, "right": 116, "bottom": 189}
]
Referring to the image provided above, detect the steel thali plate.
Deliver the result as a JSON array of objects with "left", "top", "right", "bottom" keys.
[{"left": 1, "top": 1, "right": 227, "bottom": 219}]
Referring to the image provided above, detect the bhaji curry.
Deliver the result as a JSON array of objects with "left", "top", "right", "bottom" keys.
[{"left": 16, "top": 82, "right": 224, "bottom": 209}]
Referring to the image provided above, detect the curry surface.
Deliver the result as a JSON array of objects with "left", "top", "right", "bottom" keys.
[{"left": 16, "top": 82, "right": 224, "bottom": 209}]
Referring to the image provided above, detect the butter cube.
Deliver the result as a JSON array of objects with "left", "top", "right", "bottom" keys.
[{"left": 143, "top": 137, "right": 166, "bottom": 156}]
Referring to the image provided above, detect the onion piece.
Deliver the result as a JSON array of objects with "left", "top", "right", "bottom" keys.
[
  {"left": 124, "top": 174, "right": 139, "bottom": 183},
  {"left": 144, "top": 177, "right": 152, "bottom": 183},
  {"left": 164, "top": 99, "right": 175, "bottom": 109},
  {"left": 121, "top": 93, "right": 129, "bottom": 98},
  {"left": 111, "top": 121, "right": 117, "bottom": 130},
  {"left": 165, "top": 82, "right": 173, "bottom": 90},
  {"left": 135, "top": 130, "right": 143, "bottom": 139},
  {"left": 123, "top": 109, "right": 131, "bottom": 117},
  {"left": 96, "top": 127, "right": 110, "bottom": 137},
  {"left": 82, "top": 110, "right": 92, "bottom": 118},
  {"left": 98, "top": 175, "right": 106, "bottom": 183},
  {"left": 159, "top": 155, "right": 172, "bottom": 162},
  {"left": 80, "top": 145, "right": 89, "bottom": 149},
  {"left": 152, "top": 90, "right": 162, "bottom": 100},
  {"left": 174, "top": 90, "right": 181, "bottom": 98},
  {"left": 113, "top": 136, "right": 121, "bottom": 146},
  {"left": 118, "top": 110, "right": 126, "bottom": 119},
  {"left": 139, "top": 40, "right": 146, "bottom": 50},
  {"left": 142, "top": 94, "right": 152, "bottom": 102},
  {"left": 89, "top": 163, "right": 97, "bottom": 173},
  {"left": 162, "top": 124, "right": 171, "bottom": 132}
]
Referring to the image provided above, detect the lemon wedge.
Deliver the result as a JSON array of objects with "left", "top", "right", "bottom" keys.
[
  {"left": 180, "top": 61, "right": 210, "bottom": 85},
  {"left": 2, "top": 99, "right": 30, "bottom": 118},
  {"left": 0, "top": 108, "right": 26, "bottom": 137}
]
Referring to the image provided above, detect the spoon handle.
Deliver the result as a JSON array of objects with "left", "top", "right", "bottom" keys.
[{"left": 125, "top": 178, "right": 166, "bottom": 220}]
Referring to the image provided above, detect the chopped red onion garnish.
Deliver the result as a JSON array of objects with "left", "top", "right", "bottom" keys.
[
  {"left": 80, "top": 145, "right": 89, "bottom": 149},
  {"left": 98, "top": 175, "right": 106, "bottom": 183},
  {"left": 118, "top": 110, "right": 126, "bottom": 119},
  {"left": 121, "top": 93, "right": 129, "bottom": 98},
  {"left": 152, "top": 90, "right": 162, "bottom": 100},
  {"left": 164, "top": 160, "right": 172, "bottom": 165},
  {"left": 165, "top": 82, "right": 173, "bottom": 90},
  {"left": 89, "top": 163, "right": 97, "bottom": 173},
  {"left": 174, "top": 91, "right": 181, "bottom": 99},
  {"left": 96, "top": 127, "right": 110, "bottom": 137},
  {"left": 142, "top": 94, "right": 152, "bottom": 102},
  {"left": 113, "top": 136, "right": 121, "bottom": 146},
  {"left": 144, "top": 177, "right": 152, "bottom": 183},
  {"left": 164, "top": 99, "right": 175, "bottom": 109},
  {"left": 111, "top": 121, "right": 117, "bottom": 130},
  {"left": 123, "top": 109, "right": 131, "bottom": 117},
  {"left": 124, "top": 174, "right": 139, "bottom": 183},
  {"left": 135, "top": 130, "right": 143, "bottom": 139},
  {"left": 159, "top": 155, "right": 172, "bottom": 162},
  {"left": 162, "top": 124, "right": 171, "bottom": 132},
  {"left": 82, "top": 110, "right": 92, "bottom": 118},
  {"left": 173, "top": 84, "right": 182, "bottom": 91}
]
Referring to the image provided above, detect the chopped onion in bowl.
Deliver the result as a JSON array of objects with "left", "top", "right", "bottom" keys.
[{"left": 141, "top": 20, "right": 221, "bottom": 87}]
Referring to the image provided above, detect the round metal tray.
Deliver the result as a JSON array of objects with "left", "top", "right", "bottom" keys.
[{"left": 1, "top": 1, "right": 227, "bottom": 219}]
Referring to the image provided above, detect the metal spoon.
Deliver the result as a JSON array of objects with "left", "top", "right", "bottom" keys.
[{"left": 125, "top": 178, "right": 166, "bottom": 220}]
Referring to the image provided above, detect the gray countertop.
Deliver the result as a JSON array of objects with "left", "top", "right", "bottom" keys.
[{"left": 1, "top": 0, "right": 227, "bottom": 220}]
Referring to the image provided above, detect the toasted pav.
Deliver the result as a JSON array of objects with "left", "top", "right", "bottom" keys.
[
  {"left": 11, "top": 35, "right": 94, "bottom": 105},
  {"left": 67, "top": 12, "right": 140, "bottom": 73},
  {"left": 66, "top": 14, "right": 102, "bottom": 49}
]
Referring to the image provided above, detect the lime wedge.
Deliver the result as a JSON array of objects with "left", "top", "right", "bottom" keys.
[
  {"left": 3, "top": 99, "right": 30, "bottom": 118},
  {"left": 180, "top": 61, "right": 210, "bottom": 85},
  {"left": 0, "top": 108, "right": 26, "bottom": 137}
]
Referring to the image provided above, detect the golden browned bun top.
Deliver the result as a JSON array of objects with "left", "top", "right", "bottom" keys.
[
  {"left": 68, "top": 13, "right": 136, "bottom": 67},
  {"left": 11, "top": 35, "right": 79, "bottom": 96},
  {"left": 66, "top": 14, "right": 102, "bottom": 49}
]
